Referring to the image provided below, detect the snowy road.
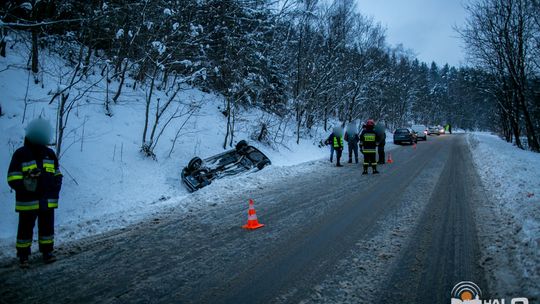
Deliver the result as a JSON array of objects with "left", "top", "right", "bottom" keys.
[{"left": 0, "top": 134, "right": 488, "bottom": 304}]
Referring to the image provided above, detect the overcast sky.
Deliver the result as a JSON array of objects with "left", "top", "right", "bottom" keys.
[{"left": 356, "top": 0, "right": 468, "bottom": 67}]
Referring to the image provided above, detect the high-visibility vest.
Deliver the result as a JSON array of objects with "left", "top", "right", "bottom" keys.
[{"left": 333, "top": 136, "right": 343, "bottom": 148}]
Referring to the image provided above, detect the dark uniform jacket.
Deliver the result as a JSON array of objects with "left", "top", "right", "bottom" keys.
[
  {"left": 7, "top": 139, "right": 62, "bottom": 212},
  {"left": 344, "top": 132, "right": 359, "bottom": 145},
  {"left": 359, "top": 129, "right": 379, "bottom": 154},
  {"left": 374, "top": 124, "right": 386, "bottom": 145}
]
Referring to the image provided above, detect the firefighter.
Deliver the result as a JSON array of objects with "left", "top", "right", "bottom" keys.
[
  {"left": 7, "top": 118, "right": 62, "bottom": 268},
  {"left": 344, "top": 122, "right": 359, "bottom": 164},
  {"left": 359, "top": 119, "right": 379, "bottom": 174},
  {"left": 374, "top": 122, "right": 386, "bottom": 165}
]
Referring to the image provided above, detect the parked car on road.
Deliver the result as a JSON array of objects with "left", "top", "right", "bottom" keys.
[
  {"left": 411, "top": 124, "right": 428, "bottom": 141},
  {"left": 393, "top": 128, "right": 417, "bottom": 145},
  {"left": 181, "top": 140, "right": 271, "bottom": 192},
  {"left": 439, "top": 125, "right": 446, "bottom": 135},
  {"left": 428, "top": 126, "right": 441, "bottom": 135}
]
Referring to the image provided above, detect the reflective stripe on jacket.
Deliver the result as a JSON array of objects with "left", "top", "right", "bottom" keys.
[
  {"left": 7, "top": 139, "right": 63, "bottom": 212},
  {"left": 360, "top": 130, "right": 379, "bottom": 153},
  {"left": 333, "top": 136, "right": 344, "bottom": 149}
]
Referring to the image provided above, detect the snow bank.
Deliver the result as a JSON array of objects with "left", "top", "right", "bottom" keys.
[
  {"left": 467, "top": 133, "right": 540, "bottom": 299},
  {"left": 0, "top": 41, "right": 328, "bottom": 259}
]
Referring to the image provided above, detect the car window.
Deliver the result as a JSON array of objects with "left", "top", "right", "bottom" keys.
[{"left": 395, "top": 129, "right": 409, "bottom": 134}]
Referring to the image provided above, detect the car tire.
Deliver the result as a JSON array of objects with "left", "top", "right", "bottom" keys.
[
  {"left": 236, "top": 140, "right": 248, "bottom": 152},
  {"left": 257, "top": 159, "right": 270, "bottom": 170},
  {"left": 187, "top": 157, "right": 203, "bottom": 172}
]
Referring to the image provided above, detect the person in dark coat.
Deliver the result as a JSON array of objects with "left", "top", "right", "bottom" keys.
[
  {"left": 325, "top": 127, "right": 344, "bottom": 167},
  {"left": 324, "top": 132, "right": 335, "bottom": 163},
  {"left": 374, "top": 122, "right": 386, "bottom": 165},
  {"left": 359, "top": 119, "right": 380, "bottom": 174},
  {"left": 344, "top": 122, "right": 359, "bottom": 164},
  {"left": 7, "top": 118, "right": 62, "bottom": 268}
]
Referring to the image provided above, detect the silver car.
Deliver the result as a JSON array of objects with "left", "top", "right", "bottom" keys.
[
  {"left": 412, "top": 125, "right": 428, "bottom": 141},
  {"left": 428, "top": 126, "right": 441, "bottom": 135}
]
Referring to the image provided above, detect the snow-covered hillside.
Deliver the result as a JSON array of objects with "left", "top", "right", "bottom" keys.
[
  {"left": 468, "top": 133, "right": 540, "bottom": 299},
  {"left": 0, "top": 42, "right": 331, "bottom": 259}
]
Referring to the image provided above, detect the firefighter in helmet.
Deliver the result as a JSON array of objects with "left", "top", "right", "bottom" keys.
[{"left": 359, "top": 119, "right": 380, "bottom": 174}]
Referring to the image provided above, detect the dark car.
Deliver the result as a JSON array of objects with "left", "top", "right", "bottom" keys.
[
  {"left": 393, "top": 128, "right": 417, "bottom": 145},
  {"left": 181, "top": 140, "right": 271, "bottom": 192}
]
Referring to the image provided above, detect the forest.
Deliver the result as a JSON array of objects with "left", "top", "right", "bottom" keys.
[{"left": 1, "top": 0, "right": 538, "bottom": 152}]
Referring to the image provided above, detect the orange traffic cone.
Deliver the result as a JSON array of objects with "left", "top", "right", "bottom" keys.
[
  {"left": 242, "top": 199, "right": 265, "bottom": 230},
  {"left": 387, "top": 153, "right": 393, "bottom": 164}
]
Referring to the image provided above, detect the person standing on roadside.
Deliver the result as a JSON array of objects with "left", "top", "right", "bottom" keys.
[
  {"left": 324, "top": 131, "right": 335, "bottom": 163},
  {"left": 374, "top": 122, "right": 386, "bottom": 165},
  {"left": 359, "top": 119, "right": 379, "bottom": 174},
  {"left": 344, "top": 122, "right": 359, "bottom": 164},
  {"left": 325, "top": 127, "right": 344, "bottom": 167},
  {"left": 7, "top": 118, "right": 62, "bottom": 268}
]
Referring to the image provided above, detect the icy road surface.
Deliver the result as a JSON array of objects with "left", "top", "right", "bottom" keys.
[{"left": 0, "top": 135, "right": 488, "bottom": 303}]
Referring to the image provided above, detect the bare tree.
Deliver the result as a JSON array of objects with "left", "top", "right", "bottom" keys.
[{"left": 459, "top": 0, "right": 539, "bottom": 151}]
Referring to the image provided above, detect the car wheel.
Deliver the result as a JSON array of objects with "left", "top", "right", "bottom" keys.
[
  {"left": 236, "top": 140, "right": 248, "bottom": 152},
  {"left": 257, "top": 159, "right": 270, "bottom": 170},
  {"left": 188, "top": 157, "right": 203, "bottom": 172}
]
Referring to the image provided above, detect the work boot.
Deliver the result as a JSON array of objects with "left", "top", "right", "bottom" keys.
[
  {"left": 336, "top": 164, "right": 343, "bottom": 167},
  {"left": 19, "top": 256, "right": 29, "bottom": 269},
  {"left": 348, "top": 159, "right": 352, "bottom": 164},
  {"left": 362, "top": 165, "right": 368, "bottom": 174},
  {"left": 43, "top": 252, "right": 56, "bottom": 264},
  {"left": 373, "top": 166, "right": 379, "bottom": 174}
]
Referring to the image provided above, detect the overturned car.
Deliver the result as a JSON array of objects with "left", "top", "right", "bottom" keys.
[{"left": 181, "top": 140, "right": 271, "bottom": 192}]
